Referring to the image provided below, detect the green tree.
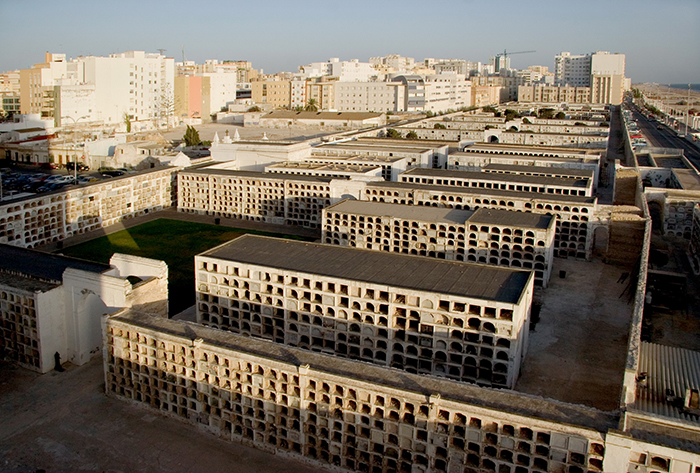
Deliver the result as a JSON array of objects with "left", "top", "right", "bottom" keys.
[
  {"left": 522, "top": 118, "right": 532, "bottom": 124},
  {"left": 247, "top": 105, "right": 261, "bottom": 112},
  {"left": 433, "top": 123, "right": 446, "bottom": 129},
  {"left": 124, "top": 113, "right": 132, "bottom": 133},
  {"left": 293, "top": 105, "right": 304, "bottom": 112},
  {"left": 406, "top": 130, "right": 418, "bottom": 139},
  {"left": 538, "top": 108, "right": 555, "bottom": 119},
  {"left": 483, "top": 106, "right": 497, "bottom": 114},
  {"left": 386, "top": 128, "right": 402, "bottom": 139},
  {"left": 183, "top": 125, "right": 202, "bottom": 147},
  {"left": 304, "top": 99, "right": 319, "bottom": 112},
  {"left": 504, "top": 109, "right": 520, "bottom": 121},
  {"left": 555, "top": 111, "right": 566, "bottom": 119}
]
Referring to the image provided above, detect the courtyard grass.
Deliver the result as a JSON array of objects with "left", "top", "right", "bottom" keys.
[{"left": 57, "top": 218, "right": 315, "bottom": 316}]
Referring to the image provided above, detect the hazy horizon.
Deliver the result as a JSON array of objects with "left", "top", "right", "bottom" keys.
[{"left": 1, "top": 0, "right": 698, "bottom": 83}]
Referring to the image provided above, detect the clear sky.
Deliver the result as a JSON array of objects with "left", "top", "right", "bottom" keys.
[{"left": 1, "top": 0, "right": 698, "bottom": 84}]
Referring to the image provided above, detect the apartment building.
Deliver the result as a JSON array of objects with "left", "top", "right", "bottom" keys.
[
  {"left": 0, "top": 246, "right": 167, "bottom": 372},
  {"left": 391, "top": 74, "right": 472, "bottom": 113},
  {"left": 554, "top": 51, "right": 625, "bottom": 105},
  {"left": 517, "top": 85, "right": 592, "bottom": 104},
  {"left": 0, "top": 167, "right": 178, "bottom": 248},
  {"left": 335, "top": 82, "right": 406, "bottom": 112},
  {"left": 194, "top": 234, "right": 534, "bottom": 389},
  {"left": 174, "top": 69, "right": 237, "bottom": 122},
  {"left": 250, "top": 79, "right": 291, "bottom": 109},
  {"left": 322, "top": 200, "right": 556, "bottom": 286},
  {"left": 400, "top": 167, "right": 594, "bottom": 197},
  {"left": 299, "top": 58, "right": 377, "bottom": 82}
]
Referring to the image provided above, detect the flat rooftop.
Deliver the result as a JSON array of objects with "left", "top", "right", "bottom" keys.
[
  {"left": 402, "top": 167, "right": 591, "bottom": 188},
  {"left": 185, "top": 167, "right": 335, "bottom": 183},
  {"left": 115, "top": 309, "right": 617, "bottom": 431},
  {"left": 465, "top": 143, "right": 602, "bottom": 156},
  {"left": 366, "top": 180, "right": 598, "bottom": 205},
  {"left": 451, "top": 150, "right": 600, "bottom": 163},
  {"left": 266, "top": 162, "right": 381, "bottom": 173},
  {"left": 202, "top": 235, "right": 532, "bottom": 304},
  {"left": 264, "top": 111, "right": 382, "bottom": 121},
  {"left": 673, "top": 169, "right": 700, "bottom": 191},
  {"left": 515, "top": 258, "right": 635, "bottom": 411},
  {"left": 326, "top": 200, "right": 553, "bottom": 230},
  {"left": 308, "top": 153, "right": 407, "bottom": 164},
  {"left": 0, "top": 244, "right": 111, "bottom": 286},
  {"left": 316, "top": 143, "right": 432, "bottom": 154},
  {"left": 356, "top": 137, "right": 452, "bottom": 148},
  {"left": 483, "top": 163, "right": 595, "bottom": 179}
]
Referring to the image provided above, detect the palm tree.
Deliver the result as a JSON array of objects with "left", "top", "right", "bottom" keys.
[{"left": 304, "top": 99, "right": 319, "bottom": 112}]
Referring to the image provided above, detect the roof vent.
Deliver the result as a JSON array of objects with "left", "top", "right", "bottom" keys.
[{"left": 684, "top": 388, "right": 700, "bottom": 414}]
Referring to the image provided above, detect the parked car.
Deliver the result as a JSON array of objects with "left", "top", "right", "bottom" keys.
[
  {"left": 66, "top": 162, "right": 89, "bottom": 171},
  {"left": 100, "top": 169, "right": 125, "bottom": 177},
  {"left": 40, "top": 162, "right": 59, "bottom": 170}
]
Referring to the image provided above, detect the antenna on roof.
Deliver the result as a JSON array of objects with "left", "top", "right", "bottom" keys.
[{"left": 157, "top": 48, "right": 166, "bottom": 56}]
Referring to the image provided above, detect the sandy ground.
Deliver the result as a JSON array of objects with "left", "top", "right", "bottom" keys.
[{"left": 0, "top": 357, "right": 329, "bottom": 473}]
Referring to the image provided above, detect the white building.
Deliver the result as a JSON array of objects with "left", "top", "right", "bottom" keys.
[
  {"left": 391, "top": 74, "right": 472, "bottom": 113},
  {"left": 0, "top": 245, "right": 168, "bottom": 373},
  {"left": 79, "top": 51, "right": 175, "bottom": 126},
  {"left": 290, "top": 79, "right": 307, "bottom": 109},
  {"left": 554, "top": 51, "right": 626, "bottom": 104},
  {"left": 299, "top": 58, "right": 377, "bottom": 82}
]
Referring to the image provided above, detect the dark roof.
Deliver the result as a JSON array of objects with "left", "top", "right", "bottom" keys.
[
  {"left": 202, "top": 235, "right": 531, "bottom": 304},
  {"left": 0, "top": 244, "right": 111, "bottom": 287},
  {"left": 469, "top": 208, "right": 553, "bottom": 229},
  {"left": 366, "top": 180, "right": 597, "bottom": 205},
  {"left": 483, "top": 163, "right": 595, "bottom": 178},
  {"left": 184, "top": 168, "right": 336, "bottom": 183},
  {"left": 402, "top": 167, "right": 590, "bottom": 188},
  {"left": 326, "top": 200, "right": 552, "bottom": 230}
]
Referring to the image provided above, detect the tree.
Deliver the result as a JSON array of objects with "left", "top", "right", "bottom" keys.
[
  {"left": 123, "top": 113, "right": 132, "bottom": 133},
  {"left": 522, "top": 118, "right": 532, "bottom": 124},
  {"left": 538, "top": 108, "right": 555, "bottom": 119},
  {"left": 183, "top": 125, "right": 202, "bottom": 147},
  {"left": 247, "top": 105, "right": 262, "bottom": 112},
  {"left": 433, "top": 123, "right": 446, "bottom": 129},
  {"left": 304, "top": 99, "right": 319, "bottom": 112},
  {"left": 483, "top": 106, "right": 497, "bottom": 114},
  {"left": 555, "top": 111, "right": 566, "bottom": 119},
  {"left": 154, "top": 83, "right": 175, "bottom": 127},
  {"left": 406, "top": 131, "right": 418, "bottom": 139},
  {"left": 386, "top": 128, "right": 402, "bottom": 139},
  {"left": 504, "top": 109, "right": 520, "bottom": 121}
]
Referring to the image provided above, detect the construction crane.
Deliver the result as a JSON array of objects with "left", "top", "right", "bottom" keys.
[{"left": 495, "top": 49, "right": 536, "bottom": 59}]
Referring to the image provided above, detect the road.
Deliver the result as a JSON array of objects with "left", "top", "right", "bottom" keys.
[{"left": 627, "top": 105, "right": 700, "bottom": 169}]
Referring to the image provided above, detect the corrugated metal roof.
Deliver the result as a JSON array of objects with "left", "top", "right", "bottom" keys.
[{"left": 634, "top": 342, "right": 700, "bottom": 424}]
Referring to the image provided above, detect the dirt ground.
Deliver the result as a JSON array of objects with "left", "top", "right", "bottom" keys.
[{"left": 0, "top": 357, "right": 328, "bottom": 473}]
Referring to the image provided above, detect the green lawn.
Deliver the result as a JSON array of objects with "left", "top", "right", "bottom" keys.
[{"left": 57, "top": 218, "right": 315, "bottom": 316}]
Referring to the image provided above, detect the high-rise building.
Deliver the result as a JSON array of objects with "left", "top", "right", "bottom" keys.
[{"left": 554, "top": 51, "right": 625, "bottom": 104}]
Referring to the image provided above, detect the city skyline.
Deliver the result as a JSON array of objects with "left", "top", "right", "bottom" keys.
[{"left": 1, "top": 0, "right": 698, "bottom": 83}]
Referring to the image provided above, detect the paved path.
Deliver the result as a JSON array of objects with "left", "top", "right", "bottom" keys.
[{"left": 37, "top": 208, "right": 320, "bottom": 253}]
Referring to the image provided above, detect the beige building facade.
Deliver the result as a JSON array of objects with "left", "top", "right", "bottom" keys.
[
  {"left": 322, "top": 200, "right": 556, "bottom": 287},
  {"left": 194, "top": 235, "right": 534, "bottom": 389}
]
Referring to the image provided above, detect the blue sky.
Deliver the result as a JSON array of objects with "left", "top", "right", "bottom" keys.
[{"left": 1, "top": 0, "right": 698, "bottom": 83}]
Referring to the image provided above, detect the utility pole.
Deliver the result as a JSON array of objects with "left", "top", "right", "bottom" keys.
[{"left": 686, "top": 84, "right": 691, "bottom": 137}]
